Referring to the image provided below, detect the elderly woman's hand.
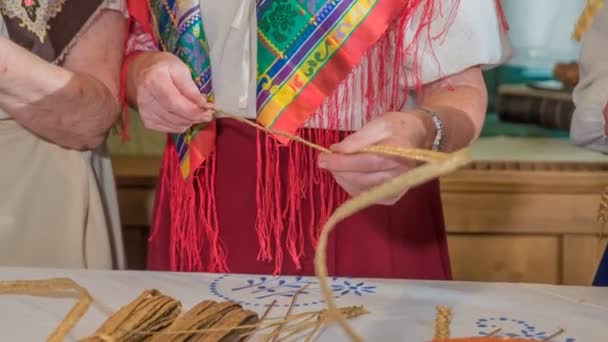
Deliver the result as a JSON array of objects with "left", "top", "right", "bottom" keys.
[
  {"left": 317, "top": 110, "right": 433, "bottom": 205},
  {"left": 130, "top": 52, "right": 214, "bottom": 133},
  {"left": 317, "top": 66, "right": 487, "bottom": 204}
]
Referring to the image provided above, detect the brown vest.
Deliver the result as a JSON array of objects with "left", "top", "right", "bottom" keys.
[{"left": 1, "top": 0, "right": 103, "bottom": 63}]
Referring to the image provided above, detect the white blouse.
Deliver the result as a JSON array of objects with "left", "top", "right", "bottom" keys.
[{"left": 128, "top": 0, "right": 513, "bottom": 129}]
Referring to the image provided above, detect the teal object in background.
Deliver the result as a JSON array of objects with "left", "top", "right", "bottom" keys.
[
  {"left": 480, "top": 112, "right": 569, "bottom": 139},
  {"left": 482, "top": 65, "right": 569, "bottom": 139},
  {"left": 484, "top": 65, "right": 556, "bottom": 112},
  {"left": 480, "top": 0, "right": 583, "bottom": 139}
]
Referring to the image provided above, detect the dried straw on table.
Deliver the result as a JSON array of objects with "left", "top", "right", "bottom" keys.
[
  {"left": 0, "top": 280, "right": 366, "bottom": 341},
  {"left": 434, "top": 306, "right": 453, "bottom": 340},
  {"left": 216, "top": 111, "right": 473, "bottom": 340},
  {"left": 314, "top": 148, "right": 471, "bottom": 341},
  {"left": 0, "top": 112, "right": 473, "bottom": 341},
  {"left": 79, "top": 289, "right": 261, "bottom": 342},
  {"left": 82, "top": 287, "right": 366, "bottom": 341},
  {"left": 0, "top": 278, "right": 92, "bottom": 342},
  {"left": 80, "top": 289, "right": 181, "bottom": 341},
  {"left": 148, "top": 299, "right": 259, "bottom": 341}
]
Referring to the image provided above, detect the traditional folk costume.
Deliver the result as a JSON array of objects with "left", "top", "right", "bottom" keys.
[
  {"left": 125, "top": 0, "right": 512, "bottom": 278},
  {"left": 594, "top": 248, "right": 608, "bottom": 286},
  {"left": 572, "top": 2, "right": 608, "bottom": 152},
  {"left": 571, "top": 2, "right": 608, "bottom": 286},
  {"left": 0, "top": 1, "right": 126, "bottom": 269}
]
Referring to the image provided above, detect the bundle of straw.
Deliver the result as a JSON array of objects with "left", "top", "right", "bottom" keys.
[
  {"left": 81, "top": 291, "right": 368, "bottom": 341},
  {"left": 214, "top": 111, "right": 472, "bottom": 341},
  {"left": 80, "top": 289, "right": 181, "bottom": 341},
  {"left": 148, "top": 300, "right": 258, "bottom": 341},
  {"left": 0, "top": 111, "right": 474, "bottom": 341},
  {"left": 0, "top": 278, "right": 92, "bottom": 342}
]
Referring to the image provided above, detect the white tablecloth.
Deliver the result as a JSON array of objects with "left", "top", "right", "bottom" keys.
[{"left": 0, "top": 267, "right": 605, "bottom": 341}]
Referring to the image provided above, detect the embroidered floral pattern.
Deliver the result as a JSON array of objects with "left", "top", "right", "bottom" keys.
[
  {"left": 23, "top": 0, "right": 39, "bottom": 21},
  {"left": 0, "top": 0, "right": 67, "bottom": 42},
  {"left": 209, "top": 275, "right": 378, "bottom": 308},
  {"left": 475, "top": 317, "right": 576, "bottom": 341},
  {"left": 258, "top": 0, "right": 308, "bottom": 52}
]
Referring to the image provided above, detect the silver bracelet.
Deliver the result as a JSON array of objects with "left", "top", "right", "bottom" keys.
[{"left": 417, "top": 107, "right": 444, "bottom": 151}]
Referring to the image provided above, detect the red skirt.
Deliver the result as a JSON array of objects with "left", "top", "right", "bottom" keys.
[{"left": 147, "top": 119, "right": 452, "bottom": 280}]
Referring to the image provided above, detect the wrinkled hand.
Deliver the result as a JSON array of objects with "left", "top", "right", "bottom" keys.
[
  {"left": 134, "top": 52, "right": 214, "bottom": 133},
  {"left": 317, "top": 111, "right": 430, "bottom": 205}
]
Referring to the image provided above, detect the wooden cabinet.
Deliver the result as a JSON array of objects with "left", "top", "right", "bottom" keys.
[
  {"left": 442, "top": 167, "right": 608, "bottom": 285},
  {"left": 112, "top": 156, "right": 608, "bottom": 285},
  {"left": 448, "top": 235, "right": 561, "bottom": 284},
  {"left": 112, "top": 156, "right": 158, "bottom": 270}
]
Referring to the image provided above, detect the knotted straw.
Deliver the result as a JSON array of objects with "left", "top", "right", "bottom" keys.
[
  {"left": 215, "top": 111, "right": 472, "bottom": 341},
  {"left": 434, "top": 306, "right": 453, "bottom": 340}
]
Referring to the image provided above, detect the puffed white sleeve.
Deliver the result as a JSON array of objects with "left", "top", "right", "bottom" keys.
[
  {"left": 570, "top": 5, "right": 608, "bottom": 153},
  {"left": 405, "top": 0, "right": 513, "bottom": 85},
  {"left": 102, "top": 0, "right": 128, "bottom": 17}
]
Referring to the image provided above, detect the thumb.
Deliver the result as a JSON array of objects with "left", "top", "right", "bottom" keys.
[
  {"left": 331, "top": 119, "right": 390, "bottom": 154},
  {"left": 169, "top": 62, "right": 210, "bottom": 107}
]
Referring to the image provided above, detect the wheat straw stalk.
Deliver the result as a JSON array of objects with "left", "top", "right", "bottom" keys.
[
  {"left": 573, "top": 0, "right": 605, "bottom": 41},
  {"left": 176, "top": 112, "right": 473, "bottom": 341},
  {"left": 0, "top": 278, "right": 92, "bottom": 342},
  {"left": 434, "top": 306, "right": 453, "bottom": 339},
  {"left": 315, "top": 149, "right": 471, "bottom": 341},
  {"left": 213, "top": 111, "right": 447, "bottom": 163},
  {"left": 0, "top": 111, "right": 470, "bottom": 342}
]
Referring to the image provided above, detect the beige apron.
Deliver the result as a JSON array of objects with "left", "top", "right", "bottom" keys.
[{"left": 0, "top": 4, "right": 126, "bottom": 269}]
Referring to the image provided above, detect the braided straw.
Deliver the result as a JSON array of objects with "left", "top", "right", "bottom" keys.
[
  {"left": 593, "top": 186, "right": 608, "bottom": 285},
  {"left": 0, "top": 278, "right": 92, "bottom": 341},
  {"left": 198, "top": 112, "right": 472, "bottom": 341},
  {"left": 0, "top": 112, "right": 470, "bottom": 341},
  {"left": 598, "top": 186, "right": 608, "bottom": 224},
  {"left": 573, "top": 0, "right": 605, "bottom": 41},
  {"left": 314, "top": 148, "right": 470, "bottom": 341},
  {"left": 213, "top": 111, "right": 449, "bottom": 164},
  {"left": 434, "top": 306, "right": 453, "bottom": 340}
]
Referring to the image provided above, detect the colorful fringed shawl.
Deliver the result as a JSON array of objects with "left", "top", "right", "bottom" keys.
[
  {"left": 143, "top": 0, "right": 430, "bottom": 177},
  {"left": 125, "top": 0, "right": 506, "bottom": 274}
]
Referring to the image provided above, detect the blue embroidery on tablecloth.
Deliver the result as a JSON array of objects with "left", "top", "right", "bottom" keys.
[
  {"left": 209, "top": 275, "right": 377, "bottom": 308},
  {"left": 475, "top": 317, "right": 575, "bottom": 341}
]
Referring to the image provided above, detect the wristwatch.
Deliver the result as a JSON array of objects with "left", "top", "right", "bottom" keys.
[{"left": 417, "top": 107, "right": 445, "bottom": 151}]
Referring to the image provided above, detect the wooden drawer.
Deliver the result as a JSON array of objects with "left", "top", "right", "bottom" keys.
[
  {"left": 112, "top": 156, "right": 608, "bottom": 285},
  {"left": 443, "top": 193, "right": 601, "bottom": 234},
  {"left": 448, "top": 234, "right": 560, "bottom": 284}
]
